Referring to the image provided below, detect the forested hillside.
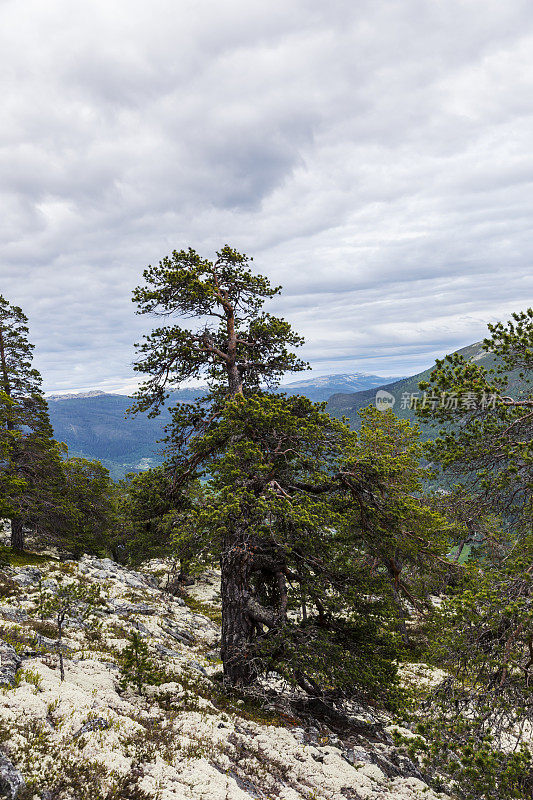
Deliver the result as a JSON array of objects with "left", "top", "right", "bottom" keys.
[
  {"left": 47, "top": 391, "right": 199, "bottom": 479},
  {"left": 47, "top": 375, "right": 402, "bottom": 478},
  {"left": 46, "top": 340, "right": 530, "bottom": 479},
  {"left": 327, "top": 340, "right": 531, "bottom": 430}
]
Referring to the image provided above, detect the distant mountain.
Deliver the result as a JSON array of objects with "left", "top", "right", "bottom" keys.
[
  {"left": 50, "top": 350, "right": 523, "bottom": 481},
  {"left": 47, "top": 374, "right": 405, "bottom": 478},
  {"left": 326, "top": 341, "right": 530, "bottom": 431},
  {"left": 47, "top": 389, "right": 202, "bottom": 480},
  {"left": 48, "top": 390, "right": 107, "bottom": 401},
  {"left": 279, "top": 373, "right": 404, "bottom": 402}
]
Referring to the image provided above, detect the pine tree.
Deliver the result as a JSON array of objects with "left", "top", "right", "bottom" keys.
[
  {"left": 131, "top": 246, "right": 308, "bottom": 685},
  {"left": 417, "top": 308, "right": 533, "bottom": 527},
  {"left": 59, "top": 457, "right": 120, "bottom": 557},
  {"left": 195, "top": 394, "right": 449, "bottom": 695},
  {"left": 0, "top": 392, "right": 24, "bottom": 518},
  {"left": 118, "top": 467, "right": 210, "bottom": 572},
  {"left": 40, "top": 578, "right": 102, "bottom": 681},
  {"left": 118, "top": 632, "right": 160, "bottom": 694},
  {"left": 131, "top": 245, "right": 307, "bottom": 411},
  {"left": 132, "top": 246, "right": 449, "bottom": 691},
  {"left": 0, "top": 295, "right": 63, "bottom": 550},
  {"left": 412, "top": 310, "right": 533, "bottom": 798}
]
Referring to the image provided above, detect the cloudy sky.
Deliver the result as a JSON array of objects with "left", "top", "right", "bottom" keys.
[{"left": 2, "top": 0, "right": 533, "bottom": 394}]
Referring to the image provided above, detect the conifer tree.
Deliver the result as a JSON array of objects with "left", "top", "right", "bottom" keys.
[
  {"left": 132, "top": 246, "right": 449, "bottom": 691},
  {"left": 118, "top": 632, "right": 160, "bottom": 695},
  {"left": 0, "top": 295, "right": 63, "bottom": 549},
  {"left": 413, "top": 311, "right": 533, "bottom": 797},
  {"left": 118, "top": 467, "right": 209, "bottom": 571},
  {"left": 132, "top": 246, "right": 307, "bottom": 685},
  {"left": 40, "top": 577, "right": 102, "bottom": 681},
  {"left": 418, "top": 308, "right": 533, "bottom": 526},
  {"left": 0, "top": 392, "right": 24, "bottom": 518},
  {"left": 60, "top": 457, "right": 120, "bottom": 557}
]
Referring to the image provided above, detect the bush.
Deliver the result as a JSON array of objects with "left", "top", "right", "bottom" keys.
[{"left": 118, "top": 632, "right": 162, "bottom": 695}]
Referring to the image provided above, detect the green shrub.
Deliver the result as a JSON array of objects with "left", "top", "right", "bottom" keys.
[
  {"left": 32, "top": 620, "right": 59, "bottom": 639},
  {"left": 118, "top": 632, "right": 161, "bottom": 695}
]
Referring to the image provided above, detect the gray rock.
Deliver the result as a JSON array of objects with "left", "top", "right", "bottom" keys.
[
  {"left": 154, "top": 644, "right": 182, "bottom": 659},
  {"left": 98, "top": 559, "right": 118, "bottom": 571},
  {"left": 129, "top": 603, "right": 157, "bottom": 615},
  {"left": 308, "top": 726, "right": 320, "bottom": 742},
  {"left": 160, "top": 623, "right": 195, "bottom": 645},
  {"left": 342, "top": 748, "right": 373, "bottom": 766},
  {"left": 11, "top": 567, "right": 41, "bottom": 587},
  {"left": 0, "top": 641, "right": 22, "bottom": 686},
  {"left": 121, "top": 573, "right": 147, "bottom": 589},
  {"left": 0, "top": 753, "right": 24, "bottom": 799},
  {"left": 80, "top": 558, "right": 116, "bottom": 574},
  {"left": 90, "top": 569, "right": 113, "bottom": 581},
  {"left": 131, "top": 621, "right": 151, "bottom": 636},
  {"left": 292, "top": 727, "right": 306, "bottom": 744},
  {"left": 0, "top": 609, "right": 27, "bottom": 623},
  {"left": 189, "top": 660, "right": 208, "bottom": 677},
  {"left": 227, "top": 771, "right": 262, "bottom": 799},
  {"left": 73, "top": 717, "right": 110, "bottom": 739},
  {"left": 369, "top": 747, "right": 424, "bottom": 781},
  {"left": 35, "top": 635, "right": 69, "bottom": 652},
  {"left": 106, "top": 601, "right": 157, "bottom": 616}
]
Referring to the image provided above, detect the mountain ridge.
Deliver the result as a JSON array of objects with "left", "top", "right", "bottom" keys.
[
  {"left": 326, "top": 340, "right": 530, "bottom": 429},
  {"left": 47, "top": 349, "right": 522, "bottom": 479},
  {"left": 46, "top": 373, "right": 407, "bottom": 477}
]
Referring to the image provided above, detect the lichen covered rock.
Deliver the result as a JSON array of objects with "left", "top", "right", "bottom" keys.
[
  {"left": 0, "top": 642, "right": 22, "bottom": 687},
  {"left": 0, "top": 556, "right": 449, "bottom": 800},
  {"left": 0, "top": 753, "right": 24, "bottom": 800}
]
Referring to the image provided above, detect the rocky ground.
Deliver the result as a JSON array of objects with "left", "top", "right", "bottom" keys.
[{"left": 0, "top": 554, "right": 449, "bottom": 800}]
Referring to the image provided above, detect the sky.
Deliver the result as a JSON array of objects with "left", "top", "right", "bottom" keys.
[{"left": 1, "top": 0, "right": 533, "bottom": 394}]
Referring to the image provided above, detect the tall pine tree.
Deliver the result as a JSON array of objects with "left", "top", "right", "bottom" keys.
[
  {"left": 132, "top": 246, "right": 448, "bottom": 690},
  {"left": 132, "top": 246, "right": 309, "bottom": 684},
  {"left": 0, "top": 295, "right": 62, "bottom": 550}
]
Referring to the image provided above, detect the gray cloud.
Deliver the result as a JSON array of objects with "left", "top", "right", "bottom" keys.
[{"left": 1, "top": 0, "right": 532, "bottom": 393}]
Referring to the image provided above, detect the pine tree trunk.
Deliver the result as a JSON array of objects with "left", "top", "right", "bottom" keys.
[
  {"left": 219, "top": 306, "right": 248, "bottom": 683},
  {"left": 227, "top": 364, "right": 243, "bottom": 397},
  {"left": 220, "top": 531, "right": 256, "bottom": 686},
  {"left": 10, "top": 518, "right": 24, "bottom": 551}
]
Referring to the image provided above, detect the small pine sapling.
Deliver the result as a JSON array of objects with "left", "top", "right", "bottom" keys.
[
  {"left": 39, "top": 578, "right": 103, "bottom": 681},
  {"left": 118, "top": 631, "right": 160, "bottom": 695}
]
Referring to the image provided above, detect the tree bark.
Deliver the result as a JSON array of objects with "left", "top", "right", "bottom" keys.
[
  {"left": 0, "top": 328, "right": 12, "bottom": 396},
  {"left": 220, "top": 532, "right": 256, "bottom": 686},
  {"left": 10, "top": 518, "right": 24, "bottom": 552},
  {"left": 227, "top": 362, "right": 243, "bottom": 397}
]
